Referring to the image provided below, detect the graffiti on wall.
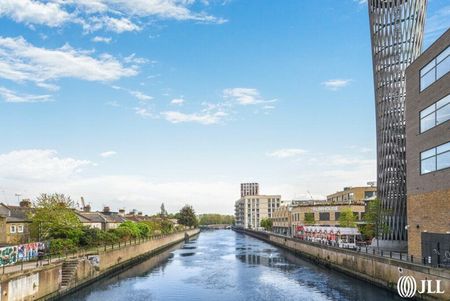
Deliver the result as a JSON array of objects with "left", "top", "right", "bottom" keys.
[
  {"left": 0, "top": 246, "right": 17, "bottom": 267},
  {"left": 0, "top": 242, "right": 46, "bottom": 267}
]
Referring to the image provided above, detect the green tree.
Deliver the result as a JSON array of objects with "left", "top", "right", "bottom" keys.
[
  {"left": 260, "top": 218, "right": 273, "bottom": 231},
  {"left": 339, "top": 207, "right": 356, "bottom": 228},
  {"left": 29, "top": 193, "right": 83, "bottom": 242},
  {"left": 360, "top": 198, "right": 390, "bottom": 242},
  {"left": 118, "top": 221, "right": 141, "bottom": 238},
  {"left": 304, "top": 213, "right": 315, "bottom": 225},
  {"left": 160, "top": 219, "right": 174, "bottom": 234},
  {"left": 178, "top": 205, "right": 198, "bottom": 228},
  {"left": 198, "top": 214, "right": 235, "bottom": 225}
]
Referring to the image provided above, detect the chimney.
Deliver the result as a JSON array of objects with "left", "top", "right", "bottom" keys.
[
  {"left": 83, "top": 204, "right": 91, "bottom": 212},
  {"left": 118, "top": 209, "right": 126, "bottom": 216},
  {"left": 137, "top": 211, "right": 143, "bottom": 216},
  {"left": 103, "top": 206, "right": 110, "bottom": 213},
  {"left": 19, "top": 199, "right": 32, "bottom": 208}
]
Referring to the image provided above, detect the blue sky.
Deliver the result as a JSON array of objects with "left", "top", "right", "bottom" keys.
[{"left": 0, "top": 0, "right": 449, "bottom": 214}]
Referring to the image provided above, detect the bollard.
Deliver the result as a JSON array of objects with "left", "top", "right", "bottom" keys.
[
  {"left": 381, "top": 250, "right": 383, "bottom": 256},
  {"left": 390, "top": 251, "right": 392, "bottom": 258},
  {"left": 373, "top": 249, "right": 375, "bottom": 255},
  {"left": 400, "top": 253, "right": 402, "bottom": 260},
  {"left": 411, "top": 255, "right": 413, "bottom": 262}
]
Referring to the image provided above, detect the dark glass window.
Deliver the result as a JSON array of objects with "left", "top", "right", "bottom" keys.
[{"left": 319, "top": 212, "right": 330, "bottom": 221}]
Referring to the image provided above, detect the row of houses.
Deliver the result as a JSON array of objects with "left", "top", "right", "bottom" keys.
[{"left": 0, "top": 199, "right": 175, "bottom": 246}]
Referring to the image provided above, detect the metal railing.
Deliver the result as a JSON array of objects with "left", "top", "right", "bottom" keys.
[{"left": 1, "top": 231, "right": 189, "bottom": 275}]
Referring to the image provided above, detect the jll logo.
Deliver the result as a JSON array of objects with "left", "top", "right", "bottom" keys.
[{"left": 397, "top": 276, "right": 445, "bottom": 298}]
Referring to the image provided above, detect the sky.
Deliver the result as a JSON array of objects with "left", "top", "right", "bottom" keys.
[{"left": 0, "top": 0, "right": 449, "bottom": 215}]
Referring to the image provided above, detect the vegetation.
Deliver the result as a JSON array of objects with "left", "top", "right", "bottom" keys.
[
  {"left": 29, "top": 193, "right": 83, "bottom": 243},
  {"left": 304, "top": 213, "right": 315, "bottom": 225},
  {"left": 360, "top": 198, "right": 390, "bottom": 242},
  {"left": 338, "top": 207, "right": 357, "bottom": 228},
  {"left": 198, "top": 214, "right": 234, "bottom": 225},
  {"left": 260, "top": 218, "right": 273, "bottom": 231},
  {"left": 177, "top": 205, "right": 198, "bottom": 228},
  {"left": 29, "top": 193, "right": 186, "bottom": 254}
]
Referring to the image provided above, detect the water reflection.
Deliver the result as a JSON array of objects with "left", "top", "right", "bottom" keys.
[{"left": 61, "top": 230, "right": 402, "bottom": 301}]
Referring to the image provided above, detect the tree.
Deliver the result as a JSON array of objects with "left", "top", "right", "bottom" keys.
[
  {"left": 198, "top": 214, "right": 235, "bottom": 225},
  {"left": 160, "top": 203, "right": 168, "bottom": 218},
  {"left": 29, "top": 193, "right": 83, "bottom": 242},
  {"left": 260, "top": 218, "right": 273, "bottom": 231},
  {"left": 304, "top": 213, "right": 315, "bottom": 225},
  {"left": 339, "top": 207, "right": 356, "bottom": 228},
  {"left": 360, "top": 198, "right": 390, "bottom": 243},
  {"left": 177, "top": 205, "right": 198, "bottom": 228}
]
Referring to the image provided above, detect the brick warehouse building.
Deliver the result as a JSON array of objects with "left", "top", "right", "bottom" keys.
[{"left": 405, "top": 28, "right": 450, "bottom": 266}]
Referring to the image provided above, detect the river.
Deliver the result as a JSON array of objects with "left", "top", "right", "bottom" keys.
[{"left": 61, "top": 230, "right": 402, "bottom": 301}]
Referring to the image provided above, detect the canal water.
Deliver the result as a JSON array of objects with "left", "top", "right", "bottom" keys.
[{"left": 62, "top": 230, "right": 402, "bottom": 301}]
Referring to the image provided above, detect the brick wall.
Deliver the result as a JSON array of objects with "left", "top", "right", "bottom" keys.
[{"left": 407, "top": 189, "right": 450, "bottom": 259}]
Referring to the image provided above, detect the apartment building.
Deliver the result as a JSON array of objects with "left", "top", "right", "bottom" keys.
[
  {"left": 405, "top": 28, "right": 450, "bottom": 266},
  {"left": 240, "top": 183, "right": 259, "bottom": 198},
  {"left": 235, "top": 195, "right": 281, "bottom": 230}
]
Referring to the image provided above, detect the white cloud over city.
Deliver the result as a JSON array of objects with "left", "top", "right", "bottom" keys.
[
  {"left": 0, "top": 0, "right": 226, "bottom": 32},
  {"left": 321, "top": 79, "right": 352, "bottom": 91}
]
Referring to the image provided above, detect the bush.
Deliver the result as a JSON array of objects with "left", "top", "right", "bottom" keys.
[
  {"left": 118, "top": 221, "right": 141, "bottom": 238},
  {"left": 136, "top": 223, "right": 151, "bottom": 237},
  {"left": 49, "top": 238, "right": 78, "bottom": 255}
]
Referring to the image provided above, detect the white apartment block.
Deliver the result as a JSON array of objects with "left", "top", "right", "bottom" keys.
[
  {"left": 240, "top": 183, "right": 259, "bottom": 198},
  {"left": 235, "top": 195, "right": 281, "bottom": 229}
]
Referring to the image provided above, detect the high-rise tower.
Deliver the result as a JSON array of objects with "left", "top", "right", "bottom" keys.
[{"left": 368, "top": 0, "right": 427, "bottom": 249}]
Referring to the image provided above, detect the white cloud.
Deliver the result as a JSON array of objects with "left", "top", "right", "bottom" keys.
[
  {"left": 171, "top": 98, "right": 184, "bottom": 105},
  {"left": 95, "top": 16, "right": 141, "bottom": 33},
  {"left": 135, "top": 107, "right": 154, "bottom": 118},
  {"left": 0, "top": 149, "right": 91, "bottom": 181},
  {"left": 91, "top": 36, "right": 112, "bottom": 43},
  {"left": 0, "top": 86, "right": 52, "bottom": 103},
  {"left": 0, "top": 36, "right": 137, "bottom": 85},
  {"left": 100, "top": 151, "right": 117, "bottom": 158},
  {"left": 0, "top": 0, "right": 226, "bottom": 31},
  {"left": 223, "top": 88, "right": 276, "bottom": 106},
  {"left": 130, "top": 90, "right": 153, "bottom": 101},
  {"left": 267, "top": 148, "right": 307, "bottom": 159},
  {"left": 0, "top": 0, "right": 70, "bottom": 27},
  {"left": 322, "top": 79, "right": 352, "bottom": 91},
  {"left": 0, "top": 148, "right": 235, "bottom": 214},
  {"left": 353, "top": 0, "right": 366, "bottom": 4},
  {"left": 161, "top": 110, "right": 227, "bottom": 125}
]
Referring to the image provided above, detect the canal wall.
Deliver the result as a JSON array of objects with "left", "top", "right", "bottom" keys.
[
  {"left": 236, "top": 228, "right": 450, "bottom": 300},
  {"left": 0, "top": 229, "right": 199, "bottom": 301}
]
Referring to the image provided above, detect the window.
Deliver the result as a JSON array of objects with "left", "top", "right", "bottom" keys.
[
  {"left": 10, "top": 225, "right": 16, "bottom": 233},
  {"left": 319, "top": 212, "right": 330, "bottom": 221},
  {"left": 420, "top": 46, "right": 450, "bottom": 91},
  {"left": 420, "top": 94, "right": 450, "bottom": 132},
  {"left": 18, "top": 225, "right": 24, "bottom": 233},
  {"left": 334, "top": 212, "right": 341, "bottom": 221},
  {"left": 421, "top": 142, "right": 450, "bottom": 174}
]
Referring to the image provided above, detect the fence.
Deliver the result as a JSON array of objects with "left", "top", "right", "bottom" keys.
[{"left": 1, "top": 231, "right": 187, "bottom": 275}]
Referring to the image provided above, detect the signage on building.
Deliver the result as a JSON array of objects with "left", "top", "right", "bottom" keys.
[{"left": 312, "top": 206, "right": 338, "bottom": 212}]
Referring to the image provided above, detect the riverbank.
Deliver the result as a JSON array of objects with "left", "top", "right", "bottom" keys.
[
  {"left": 0, "top": 229, "right": 199, "bottom": 301},
  {"left": 234, "top": 228, "right": 450, "bottom": 300}
]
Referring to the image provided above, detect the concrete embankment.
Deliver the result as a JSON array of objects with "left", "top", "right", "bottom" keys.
[
  {"left": 0, "top": 229, "right": 199, "bottom": 301},
  {"left": 235, "top": 228, "right": 450, "bottom": 301}
]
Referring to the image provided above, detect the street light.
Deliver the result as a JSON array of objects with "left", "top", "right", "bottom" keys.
[{"left": 15, "top": 193, "right": 21, "bottom": 203}]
